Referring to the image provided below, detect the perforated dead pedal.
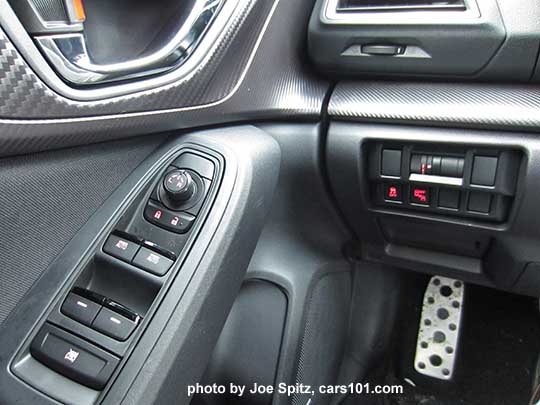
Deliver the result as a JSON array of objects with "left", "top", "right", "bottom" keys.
[{"left": 414, "top": 276, "right": 464, "bottom": 380}]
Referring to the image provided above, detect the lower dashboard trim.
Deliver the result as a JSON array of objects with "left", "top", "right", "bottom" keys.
[{"left": 329, "top": 81, "right": 540, "bottom": 132}]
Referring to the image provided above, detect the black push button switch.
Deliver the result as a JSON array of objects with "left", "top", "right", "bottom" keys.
[
  {"left": 438, "top": 188, "right": 460, "bottom": 210},
  {"left": 410, "top": 185, "right": 430, "bottom": 206},
  {"left": 132, "top": 247, "right": 173, "bottom": 276},
  {"left": 103, "top": 234, "right": 139, "bottom": 263},
  {"left": 383, "top": 183, "right": 402, "bottom": 202},
  {"left": 381, "top": 149, "right": 401, "bottom": 177},
  {"left": 468, "top": 192, "right": 491, "bottom": 214},
  {"left": 92, "top": 307, "right": 137, "bottom": 341},
  {"left": 471, "top": 156, "right": 498, "bottom": 186},
  {"left": 30, "top": 324, "right": 119, "bottom": 390},
  {"left": 61, "top": 293, "right": 101, "bottom": 326}
]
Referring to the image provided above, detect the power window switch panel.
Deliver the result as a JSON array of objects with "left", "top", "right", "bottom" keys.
[
  {"left": 61, "top": 293, "right": 101, "bottom": 326},
  {"left": 30, "top": 323, "right": 119, "bottom": 390},
  {"left": 92, "top": 307, "right": 137, "bottom": 341},
  {"left": 103, "top": 234, "right": 140, "bottom": 263},
  {"left": 133, "top": 247, "right": 174, "bottom": 276}
]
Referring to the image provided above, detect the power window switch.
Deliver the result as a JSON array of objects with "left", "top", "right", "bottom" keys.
[
  {"left": 61, "top": 293, "right": 101, "bottom": 326},
  {"left": 92, "top": 307, "right": 137, "bottom": 341},
  {"left": 103, "top": 234, "right": 140, "bottom": 263},
  {"left": 132, "top": 247, "right": 174, "bottom": 276}
]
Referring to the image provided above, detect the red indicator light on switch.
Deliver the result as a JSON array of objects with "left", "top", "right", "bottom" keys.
[
  {"left": 153, "top": 210, "right": 162, "bottom": 220},
  {"left": 411, "top": 186, "right": 430, "bottom": 205},
  {"left": 384, "top": 184, "right": 401, "bottom": 202},
  {"left": 413, "top": 189, "right": 427, "bottom": 202}
]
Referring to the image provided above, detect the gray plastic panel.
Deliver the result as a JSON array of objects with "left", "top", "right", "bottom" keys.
[
  {"left": 309, "top": 0, "right": 506, "bottom": 77},
  {"left": 328, "top": 81, "right": 540, "bottom": 131},
  {"left": 245, "top": 123, "right": 352, "bottom": 405},
  {"left": 195, "top": 280, "right": 288, "bottom": 405},
  {"left": 0, "top": 126, "right": 281, "bottom": 405}
]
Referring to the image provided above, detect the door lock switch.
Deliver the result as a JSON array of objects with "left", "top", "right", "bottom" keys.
[{"left": 144, "top": 200, "right": 195, "bottom": 234}]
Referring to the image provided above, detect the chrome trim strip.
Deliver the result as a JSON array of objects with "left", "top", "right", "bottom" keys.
[
  {"left": 409, "top": 173, "right": 463, "bottom": 186},
  {"left": 322, "top": 0, "right": 480, "bottom": 24},
  {"left": 35, "top": 0, "right": 223, "bottom": 85}
]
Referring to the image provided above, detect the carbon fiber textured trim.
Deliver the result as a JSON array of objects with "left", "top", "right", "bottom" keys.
[
  {"left": 0, "top": 0, "right": 328, "bottom": 156},
  {"left": 328, "top": 81, "right": 540, "bottom": 131}
]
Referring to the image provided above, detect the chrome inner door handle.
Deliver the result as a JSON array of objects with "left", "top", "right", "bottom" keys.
[{"left": 34, "top": 0, "right": 224, "bottom": 85}]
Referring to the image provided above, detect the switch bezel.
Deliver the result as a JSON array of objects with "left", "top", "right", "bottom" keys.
[{"left": 368, "top": 142, "right": 520, "bottom": 222}]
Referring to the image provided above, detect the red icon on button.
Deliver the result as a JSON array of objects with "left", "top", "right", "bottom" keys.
[
  {"left": 411, "top": 186, "right": 430, "bottom": 205},
  {"left": 384, "top": 184, "right": 401, "bottom": 202},
  {"left": 413, "top": 188, "right": 427, "bottom": 202}
]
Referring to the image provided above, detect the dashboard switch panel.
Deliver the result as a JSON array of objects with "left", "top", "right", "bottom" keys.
[{"left": 368, "top": 142, "right": 520, "bottom": 222}]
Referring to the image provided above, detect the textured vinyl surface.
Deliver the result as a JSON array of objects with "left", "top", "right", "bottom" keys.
[
  {"left": 0, "top": 136, "right": 163, "bottom": 326},
  {"left": 329, "top": 81, "right": 540, "bottom": 131},
  {"left": 0, "top": 0, "right": 328, "bottom": 157}
]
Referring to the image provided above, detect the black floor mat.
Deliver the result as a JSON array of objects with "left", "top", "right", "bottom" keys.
[{"left": 386, "top": 278, "right": 540, "bottom": 405}]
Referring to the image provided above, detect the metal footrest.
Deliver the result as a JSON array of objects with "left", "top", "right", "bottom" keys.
[{"left": 414, "top": 276, "right": 464, "bottom": 380}]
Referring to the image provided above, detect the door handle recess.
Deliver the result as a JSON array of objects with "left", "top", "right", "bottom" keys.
[{"left": 34, "top": 0, "right": 224, "bottom": 85}]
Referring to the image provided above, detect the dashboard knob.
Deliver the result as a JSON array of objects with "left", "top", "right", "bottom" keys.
[{"left": 163, "top": 170, "right": 196, "bottom": 203}]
